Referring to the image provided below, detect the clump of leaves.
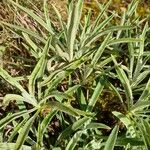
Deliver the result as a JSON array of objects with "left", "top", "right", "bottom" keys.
[{"left": 0, "top": 0, "right": 150, "bottom": 150}]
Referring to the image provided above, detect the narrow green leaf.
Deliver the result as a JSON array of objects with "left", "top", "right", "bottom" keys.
[
  {"left": 138, "top": 78, "right": 150, "bottom": 101},
  {"left": 92, "top": 14, "right": 114, "bottom": 36},
  {"left": 112, "top": 111, "right": 136, "bottom": 138},
  {"left": 56, "top": 117, "right": 89, "bottom": 143},
  {"left": 84, "top": 25, "right": 133, "bottom": 47},
  {"left": 92, "top": 33, "right": 111, "bottom": 66},
  {"left": 86, "top": 77, "right": 105, "bottom": 112},
  {"left": 14, "top": 111, "right": 39, "bottom": 150},
  {"left": 99, "top": 56, "right": 113, "bottom": 67},
  {"left": 0, "top": 109, "right": 35, "bottom": 130},
  {"left": 104, "top": 125, "right": 119, "bottom": 150},
  {"left": 131, "top": 69, "right": 150, "bottom": 88},
  {"left": 116, "top": 11, "right": 126, "bottom": 39},
  {"left": 108, "top": 38, "right": 142, "bottom": 45},
  {"left": 133, "top": 22, "right": 148, "bottom": 80},
  {"left": 52, "top": 4, "right": 67, "bottom": 41},
  {"left": 77, "top": 87, "right": 87, "bottom": 110},
  {"left": 44, "top": 0, "right": 52, "bottom": 29},
  {"left": 140, "top": 120, "right": 150, "bottom": 150},
  {"left": 0, "top": 21, "right": 46, "bottom": 43},
  {"left": 111, "top": 55, "right": 133, "bottom": 109},
  {"left": 42, "top": 56, "right": 85, "bottom": 87},
  {"left": 131, "top": 101, "right": 150, "bottom": 113},
  {"left": 39, "top": 90, "right": 73, "bottom": 105},
  {"left": 0, "top": 143, "right": 31, "bottom": 150},
  {"left": 84, "top": 15, "right": 113, "bottom": 47},
  {"left": 0, "top": 67, "right": 26, "bottom": 93},
  {"left": 115, "top": 138, "right": 144, "bottom": 146},
  {"left": 67, "top": 0, "right": 83, "bottom": 61},
  {"left": 44, "top": 71, "right": 67, "bottom": 96},
  {"left": 84, "top": 139, "right": 103, "bottom": 150},
  {"left": 107, "top": 82, "right": 124, "bottom": 104},
  {"left": 85, "top": 123, "right": 111, "bottom": 130},
  {"left": 8, "top": 119, "right": 28, "bottom": 142},
  {"left": 80, "top": 10, "right": 92, "bottom": 45},
  {"left": 44, "top": 57, "right": 86, "bottom": 95},
  {"left": 126, "top": 0, "right": 139, "bottom": 18},
  {"left": 53, "top": 91, "right": 74, "bottom": 100},
  {"left": 29, "top": 37, "right": 51, "bottom": 97},
  {"left": 65, "top": 85, "right": 81, "bottom": 95},
  {"left": 93, "top": 0, "right": 112, "bottom": 29},
  {"left": 41, "top": 110, "right": 57, "bottom": 134},
  {"left": 46, "top": 101, "right": 93, "bottom": 117},
  {"left": 36, "top": 110, "right": 57, "bottom": 149},
  {"left": 52, "top": 38, "right": 69, "bottom": 60},
  {"left": 66, "top": 130, "right": 83, "bottom": 150},
  {"left": 22, "top": 33, "right": 39, "bottom": 58},
  {"left": 3, "top": 94, "right": 34, "bottom": 106}
]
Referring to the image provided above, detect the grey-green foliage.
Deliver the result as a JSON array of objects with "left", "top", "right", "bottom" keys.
[{"left": 0, "top": 0, "right": 149, "bottom": 149}]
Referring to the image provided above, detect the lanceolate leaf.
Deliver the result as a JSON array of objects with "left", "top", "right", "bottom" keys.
[
  {"left": 93, "top": 0, "right": 112, "bottom": 29},
  {"left": 131, "top": 101, "right": 150, "bottom": 113},
  {"left": 0, "top": 109, "right": 36, "bottom": 130},
  {"left": 84, "top": 139, "right": 103, "bottom": 150},
  {"left": 3, "top": 94, "right": 34, "bottom": 106},
  {"left": 66, "top": 130, "right": 83, "bottom": 150},
  {"left": 126, "top": 0, "right": 139, "bottom": 18},
  {"left": 138, "top": 78, "right": 150, "bottom": 102},
  {"left": 52, "top": 4, "right": 67, "bottom": 41},
  {"left": 44, "top": 71, "right": 67, "bottom": 96},
  {"left": 77, "top": 87, "right": 87, "bottom": 110},
  {"left": 84, "top": 15, "right": 114, "bottom": 47},
  {"left": 115, "top": 138, "right": 144, "bottom": 146},
  {"left": 44, "top": 0, "right": 52, "bottom": 29},
  {"left": 22, "top": 33, "right": 39, "bottom": 58},
  {"left": 56, "top": 117, "right": 89, "bottom": 143},
  {"left": 83, "top": 25, "right": 133, "bottom": 47},
  {"left": 28, "top": 37, "right": 51, "bottom": 97},
  {"left": 65, "top": 85, "right": 81, "bottom": 95},
  {"left": 131, "top": 69, "right": 150, "bottom": 88},
  {"left": 133, "top": 22, "right": 148, "bottom": 80},
  {"left": 111, "top": 55, "right": 133, "bottom": 109},
  {"left": 0, "top": 66, "right": 37, "bottom": 106},
  {"left": 14, "top": 111, "right": 39, "bottom": 150},
  {"left": 36, "top": 110, "right": 57, "bottom": 149},
  {"left": 93, "top": 14, "right": 114, "bottom": 36},
  {"left": 67, "top": 0, "right": 83, "bottom": 61},
  {"left": 80, "top": 10, "right": 92, "bottom": 46},
  {"left": 85, "top": 123, "right": 111, "bottom": 130},
  {"left": 112, "top": 111, "right": 136, "bottom": 138},
  {"left": 116, "top": 11, "right": 126, "bottom": 39},
  {"left": 0, "top": 67, "right": 26, "bottom": 93},
  {"left": 108, "top": 38, "right": 142, "bottom": 45},
  {"left": 104, "top": 125, "right": 119, "bottom": 150},
  {"left": 139, "top": 120, "right": 150, "bottom": 150},
  {"left": 91, "top": 33, "right": 111, "bottom": 66},
  {"left": 86, "top": 76, "right": 105, "bottom": 112},
  {"left": 0, "top": 21, "right": 46, "bottom": 43},
  {"left": 41, "top": 55, "right": 86, "bottom": 87},
  {"left": 46, "top": 101, "right": 93, "bottom": 117},
  {"left": 8, "top": 119, "right": 28, "bottom": 142},
  {"left": 0, "top": 143, "right": 31, "bottom": 150}
]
